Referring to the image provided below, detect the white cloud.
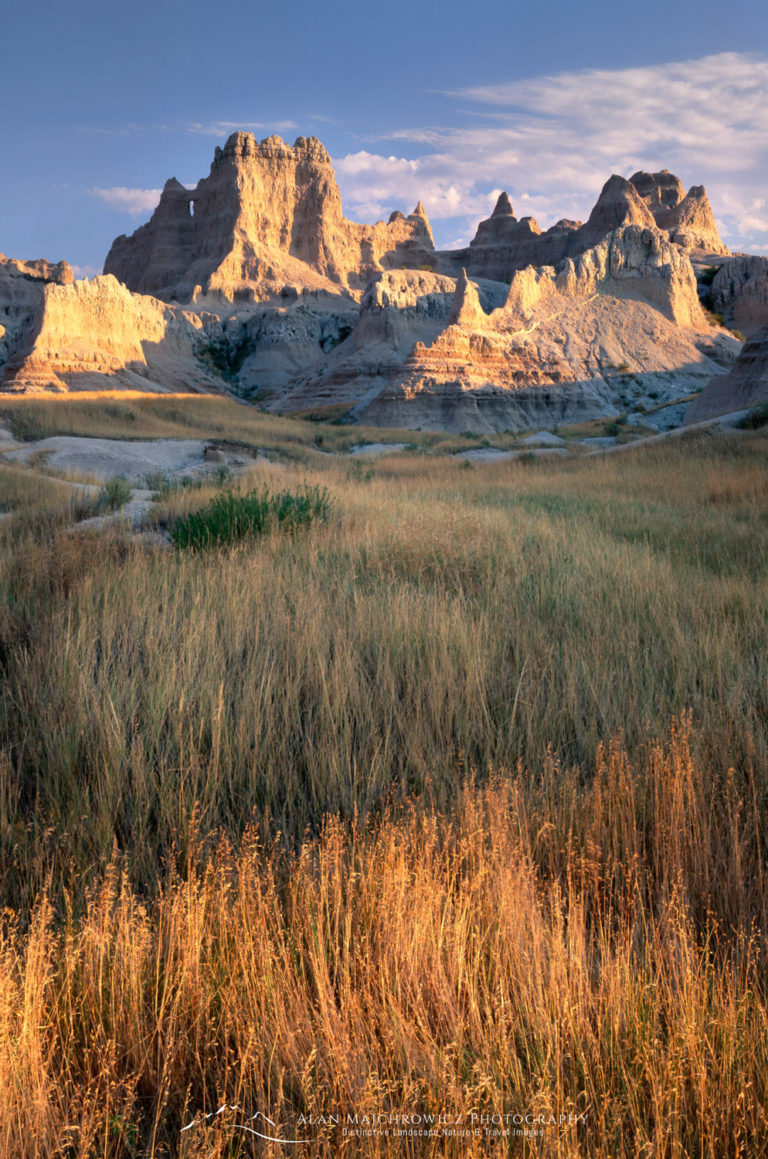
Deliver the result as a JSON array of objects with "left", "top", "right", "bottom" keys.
[
  {"left": 70, "top": 263, "right": 102, "bottom": 279},
  {"left": 332, "top": 52, "right": 768, "bottom": 252},
  {"left": 90, "top": 187, "right": 162, "bottom": 214}
]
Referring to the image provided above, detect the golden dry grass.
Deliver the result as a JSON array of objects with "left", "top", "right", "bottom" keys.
[
  {"left": 0, "top": 418, "right": 766, "bottom": 1156},
  {"left": 1, "top": 727, "right": 766, "bottom": 1157}
]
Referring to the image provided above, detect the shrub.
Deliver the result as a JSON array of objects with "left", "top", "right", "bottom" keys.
[
  {"left": 698, "top": 263, "right": 722, "bottom": 287},
  {"left": 348, "top": 461, "right": 375, "bottom": 483},
  {"left": 737, "top": 402, "right": 768, "bottom": 430},
  {"left": 603, "top": 415, "right": 627, "bottom": 437},
  {"left": 95, "top": 476, "right": 132, "bottom": 512},
  {"left": 171, "top": 484, "right": 332, "bottom": 550}
]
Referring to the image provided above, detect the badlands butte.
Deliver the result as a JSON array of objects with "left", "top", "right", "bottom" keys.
[{"left": 1, "top": 128, "right": 767, "bottom": 432}]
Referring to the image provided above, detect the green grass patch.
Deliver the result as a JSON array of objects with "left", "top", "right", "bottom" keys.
[{"left": 171, "top": 483, "right": 332, "bottom": 549}]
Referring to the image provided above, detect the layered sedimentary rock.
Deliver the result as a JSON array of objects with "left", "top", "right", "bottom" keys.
[
  {"left": 360, "top": 227, "right": 737, "bottom": 432},
  {"left": 105, "top": 132, "right": 435, "bottom": 301},
  {"left": 709, "top": 256, "right": 768, "bottom": 338},
  {"left": 506, "top": 225, "right": 707, "bottom": 329},
  {"left": 0, "top": 254, "right": 74, "bottom": 378},
  {"left": 4, "top": 275, "right": 225, "bottom": 394},
  {"left": 685, "top": 325, "right": 768, "bottom": 422},
  {"left": 629, "top": 171, "right": 728, "bottom": 254},
  {"left": 268, "top": 269, "right": 508, "bottom": 415}
]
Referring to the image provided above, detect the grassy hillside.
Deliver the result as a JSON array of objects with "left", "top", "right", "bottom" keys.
[{"left": 0, "top": 420, "right": 766, "bottom": 1156}]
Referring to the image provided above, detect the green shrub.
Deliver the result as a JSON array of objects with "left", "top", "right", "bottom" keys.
[
  {"left": 737, "top": 402, "right": 768, "bottom": 430},
  {"left": 95, "top": 477, "right": 132, "bottom": 512},
  {"left": 698, "top": 264, "right": 722, "bottom": 287},
  {"left": 172, "top": 484, "right": 332, "bottom": 550}
]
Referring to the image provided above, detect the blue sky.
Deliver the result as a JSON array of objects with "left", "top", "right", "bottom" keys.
[{"left": 2, "top": 0, "right": 767, "bottom": 275}]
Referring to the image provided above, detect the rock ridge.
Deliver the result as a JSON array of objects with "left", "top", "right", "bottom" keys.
[{"left": 104, "top": 132, "right": 729, "bottom": 305}]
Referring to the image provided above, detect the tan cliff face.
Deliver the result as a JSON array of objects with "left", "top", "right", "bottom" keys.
[
  {"left": 0, "top": 255, "right": 74, "bottom": 380},
  {"left": 504, "top": 225, "right": 707, "bottom": 330},
  {"left": 4, "top": 275, "right": 224, "bottom": 394},
  {"left": 104, "top": 131, "right": 435, "bottom": 302}
]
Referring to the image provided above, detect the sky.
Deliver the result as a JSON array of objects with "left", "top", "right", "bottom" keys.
[{"left": 2, "top": 0, "right": 767, "bottom": 275}]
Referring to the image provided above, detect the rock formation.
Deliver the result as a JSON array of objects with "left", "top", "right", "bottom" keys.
[
  {"left": 629, "top": 171, "right": 728, "bottom": 255},
  {"left": 507, "top": 225, "right": 707, "bottom": 329},
  {"left": 0, "top": 130, "right": 745, "bottom": 436},
  {"left": 4, "top": 275, "right": 224, "bottom": 394},
  {"left": 437, "top": 171, "right": 724, "bottom": 284},
  {"left": 104, "top": 135, "right": 727, "bottom": 306},
  {"left": 359, "top": 227, "right": 737, "bottom": 432},
  {"left": 685, "top": 325, "right": 768, "bottom": 422},
  {"left": 0, "top": 255, "right": 74, "bottom": 380},
  {"left": 629, "top": 170, "right": 687, "bottom": 214},
  {"left": 576, "top": 177, "right": 657, "bottom": 249},
  {"left": 439, "top": 193, "right": 569, "bottom": 283},
  {"left": 709, "top": 256, "right": 768, "bottom": 338},
  {"left": 104, "top": 132, "right": 435, "bottom": 302},
  {"left": 0, "top": 254, "right": 73, "bottom": 285},
  {"left": 268, "top": 270, "right": 507, "bottom": 416},
  {"left": 214, "top": 295, "right": 361, "bottom": 398}
]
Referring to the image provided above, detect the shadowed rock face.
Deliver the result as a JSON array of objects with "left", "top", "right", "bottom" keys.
[
  {"left": 685, "top": 325, "right": 768, "bottom": 422},
  {"left": 629, "top": 170, "right": 686, "bottom": 213},
  {"left": 104, "top": 132, "right": 435, "bottom": 302},
  {"left": 710, "top": 257, "right": 768, "bottom": 338}
]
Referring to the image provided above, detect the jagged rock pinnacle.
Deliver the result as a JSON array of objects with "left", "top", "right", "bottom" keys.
[{"left": 491, "top": 192, "right": 514, "bottom": 217}]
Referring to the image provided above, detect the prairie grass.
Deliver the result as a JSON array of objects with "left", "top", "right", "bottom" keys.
[
  {"left": 0, "top": 462, "right": 97, "bottom": 541},
  {"left": 0, "top": 728, "right": 766, "bottom": 1157},
  {"left": 0, "top": 419, "right": 766, "bottom": 1155},
  {"left": 0, "top": 392, "right": 538, "bottom": 456},
  {"left": 0, "top": 394, "right": 476, "bottom": 458}
]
